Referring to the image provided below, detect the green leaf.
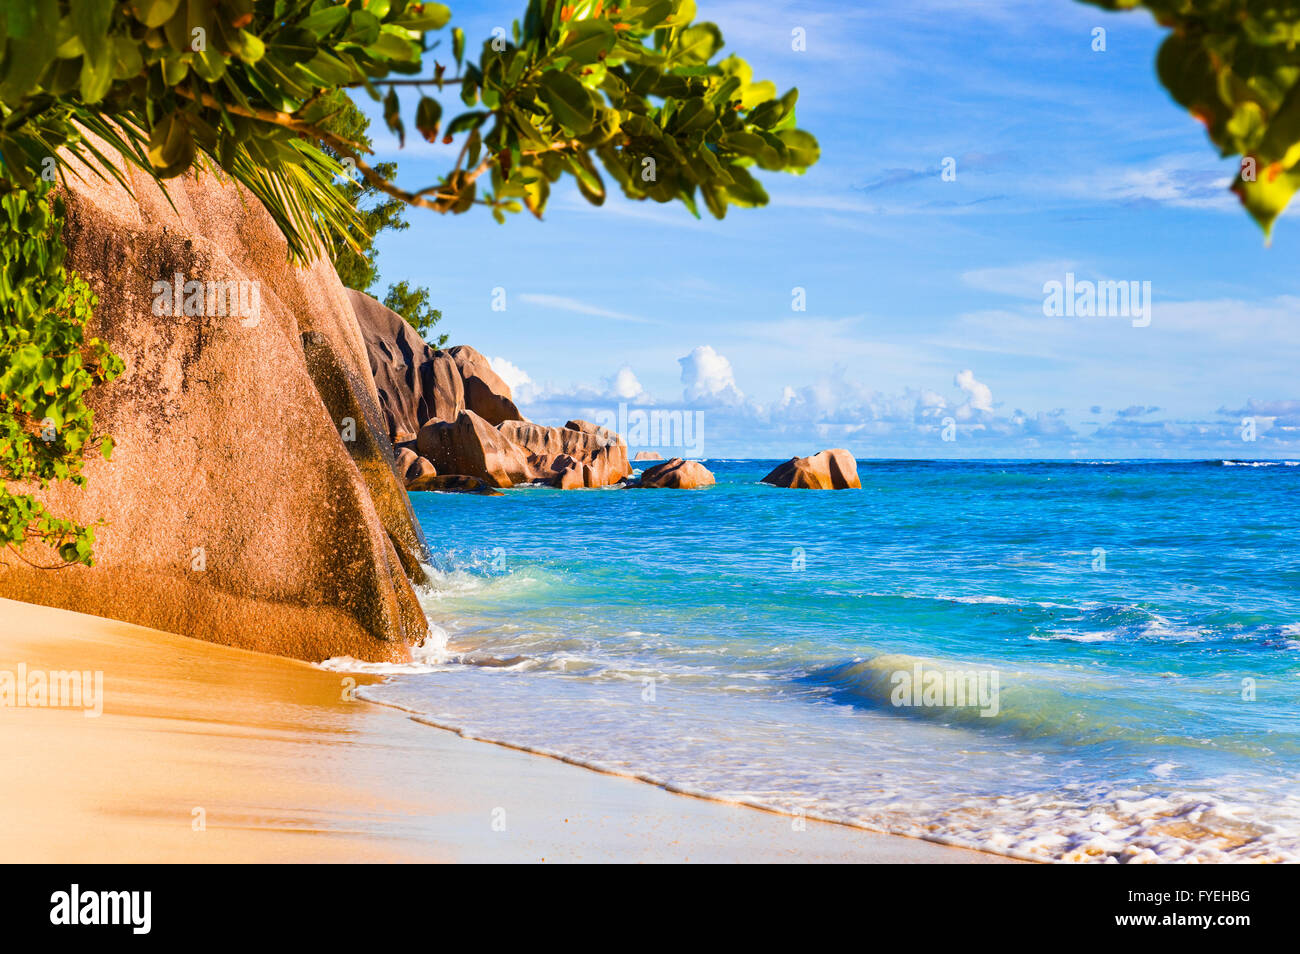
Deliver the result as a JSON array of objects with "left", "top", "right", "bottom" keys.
[
  {"left": 567, "top": 153, "right": 606, "bottom": 205},
  {"left": 397, "top": 2, "right": 451, "bottom": 31},
  {"left": 453, "top": 26, "right": 465, "bottom": 65},
  {"left": 69, "top": 0, "right": 113, "bottom": 57},
  {"left": 562, "top": 20, "right": 616, "bottom": 65},
  {"left": 299, "top": 4, "right": 349, "bottom": 38},
  {"left": 128, "top": 0, "right": 183, "bottom": 29},
  {"left": 446, "top": 110, "right": 489, "bottom": 134},
  {"left": 537, "top": 69, "right": 595, "bottom": 135},
  {"left": 671, "top": 23, "right": 722, "bottom": 65},
  {"left": 416, "top": 96, "right": 442, "bottom": 142},
  {"left": 383, "top": 86, "right": 404, "bottom": 147},
  {"left": 776, "top": 129, "right": 819, "bottom": 169}
]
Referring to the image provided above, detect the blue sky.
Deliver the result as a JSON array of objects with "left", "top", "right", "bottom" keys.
[{"left": 357, "top": 0, "right": 1300, "bottom": 458}]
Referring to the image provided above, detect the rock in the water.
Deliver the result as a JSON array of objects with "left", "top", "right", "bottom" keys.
[
  {"left": 532, "top": 453, "right": 592, "bottom": 489},
  {"left": 406, "top": 474, "right": 504, "bottom": 496},
  {"left": 632, "top": 450, "right": 664, "bottom": 461},
  {"left": 350, "top": 289, "right": 463, "bottom": 443},
  {"left": 417, "top": 410, "right": 531, "bottom": 487},
  {"left": 395, "top": 447, "right": 437, "bottom": 486},
  {"left": 638, "top": 458, "right": 716, "bottom": 489},
  {"left": 761, "top": 449, "right": 861, "bottom": 489},
  {"left": 0, "top": 147, "right": 429, "bottom": 661},
  {"left": 499, "top": 420, "right": 630, "bottom": 487},
  {"left": 448, "top": 345, "right": 523, "bottom": 426}
]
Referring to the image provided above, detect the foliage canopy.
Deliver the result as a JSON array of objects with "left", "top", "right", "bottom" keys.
[{"left": 1083, "top": 0, "right": 1300, "bottom": 235}]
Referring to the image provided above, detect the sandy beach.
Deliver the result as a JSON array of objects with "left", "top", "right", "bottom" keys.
[{"left": 0, "top": 597, "right": 1014, "bottom": 863}]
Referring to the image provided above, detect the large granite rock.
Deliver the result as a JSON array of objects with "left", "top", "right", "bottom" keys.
[
  {"left": 417, "top": 410, "right": 531, "bottom": 487},
  {"left": 448, "top": 345, "right": 523, "bottom": 426},
  {"left": 638, "top": 458, "right": 716, "bottom": 489},
  {"left": 761, "top": 450, "right": 862, "bottom": 490},
  {"left": 498, "top": 420, "right": 630, "bottom": 487},
  {"left": 0, "top": 148, "right": 429, "bottom": 662},
  {"left": 349, "top": 289, "right": 463, "bottom": 443}
]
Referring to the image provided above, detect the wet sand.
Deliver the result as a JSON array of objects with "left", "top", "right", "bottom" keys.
[{"left": 0, "top": 597, "right": 1017, "bottom": 863}]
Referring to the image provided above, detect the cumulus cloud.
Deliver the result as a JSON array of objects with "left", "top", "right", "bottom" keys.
[
  {"left": 490, "top": 356, "right": 532, "bottom": 392},
  {"left": 954, "top": 369, "right": 994, "bottom": 418},
  {"left": 604, "top": 365, "right": 648, "bottom": 402},
  {"left": 487, "top": 357, "right": 652, "bottom": 420},
  {"left": 679, "top": 345, "right": 744, "bottom": 405}
]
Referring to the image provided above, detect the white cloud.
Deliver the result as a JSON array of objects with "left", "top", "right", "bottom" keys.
[
  {"left": 1065, "top": 158, "right": 1238, "bottom": 211},
  {"left": 679, "top": 345, "right": 744, "bottom": 405},
  {"left": 518, "top": 293, "right": 654, "bottom": 324},
  {"left": 489, "top": 356, "right": 532, "bottom": 393},
  {"left": 490, "top": 358, "right": 651, "bottom": 413},
  {"left": 955, "top": 369, "right": 994, "bottom": 414},
  {"left": 605, "top": 365, "right": 647, "bottom": 401}
]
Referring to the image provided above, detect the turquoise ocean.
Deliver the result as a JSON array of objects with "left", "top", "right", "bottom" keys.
[{"left": 325, "top": 460, "right": 1300, "bottom": 862}]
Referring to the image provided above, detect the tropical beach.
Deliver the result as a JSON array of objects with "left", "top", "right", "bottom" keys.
[
  {"left": 1, "top": 0, "right": 1299, "bottom": 888},
  {"left": 1, "top": 597, "right": 1010, "bottom": 863}
]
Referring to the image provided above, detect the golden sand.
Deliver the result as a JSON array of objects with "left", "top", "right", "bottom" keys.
[{"left": 0, "top": 597, "right": 1016, "bottom": 863}]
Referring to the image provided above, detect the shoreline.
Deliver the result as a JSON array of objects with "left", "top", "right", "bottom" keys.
[{"left": 0, "top": 597, "right": 1017, "bottom": 863}]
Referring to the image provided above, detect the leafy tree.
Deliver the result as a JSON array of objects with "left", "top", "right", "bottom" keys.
[
  {"left": 0, "top": 0, "right": 819, "bottom": 566},
  {"left": 383, "top": 280, "right": 446, "bottom": 346},
  {"left": 1082, "top": 0, "right": 1300, "bottom": 236}
]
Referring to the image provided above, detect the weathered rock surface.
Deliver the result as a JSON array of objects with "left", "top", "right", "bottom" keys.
[
  {"left": 499, "top": 420, "right": 630, "bottom": 487},
  {"left": 448, "top": 345, "right": 523, "bottom": 426},
  {"left": 530, "top": 453, "right": 593, "bottom": 489},
  {"left": 633, "top": 450, "right": 664, "bottom": 461},
  {"left": 761, "top": 449, "right": 861, "bottom": 490},
  {"left": 565, "top": 419, "right": 621, "bottom": 446},
  {"left": 394, "top": 447, "right": 437, "bottom": 486},
  {"left": 350, "top": 289, "right": 463, "bottom": 443},
  {"left": 406, "top": 474, "right": 504, "bottom": 496},
  {"left": 0, "top": 149, "right": 428, "bottom": 662},
  {"left": 637, "top": 458, "right": 716, "bottom": 489},
  {"left": 417, "top": 410, "right": 532, "bottom": 487}
]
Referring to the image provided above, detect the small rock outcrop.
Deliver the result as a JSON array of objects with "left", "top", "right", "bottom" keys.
[
  {"left": 761, "top": 450, "right": 861, "bottom": 490},
  {"left": 633, "top": 450, "right": 664, "bottom": 461},
  {"left": 448, "top": 345, "right": 524, "bottom": 426},
  {"left": 637, "top": 458, "right": 716, "bottom": 489},
  {"left": 536, "top": 453, "right": 597, "bottom": 489},
  {"left": 499, "top": 420, "right": 630, "bottom": 487},
  {"left": 418, "top": 410, "right": 532, "bottom": 487},
  {"left": 394, "top": 447, "right": 437, "bottom": 486}
]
